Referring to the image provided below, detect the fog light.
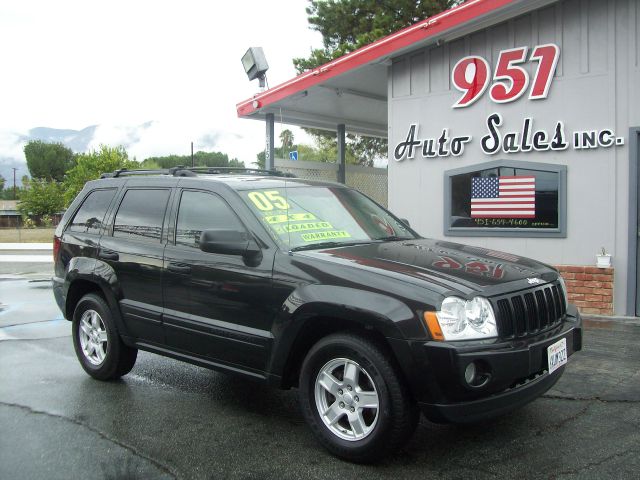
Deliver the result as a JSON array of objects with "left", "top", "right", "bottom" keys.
[{"left": 464, "top": 362, "right": 476, "bottom": 385}]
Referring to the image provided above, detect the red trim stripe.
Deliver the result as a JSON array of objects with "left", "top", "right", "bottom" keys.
[{"left": 236, "top": 0, "right": 519, "bottom": 117}]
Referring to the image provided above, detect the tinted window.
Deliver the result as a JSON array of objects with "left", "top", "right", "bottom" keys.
[
  {"left": 113, "top": 189, "right": 170, "bottom": 241},
  {"left": 68, "top": 189, "right": 117, "bottom": 234},
  {"left": 176, "top": 191, "right": 243, "bottom": 248}
]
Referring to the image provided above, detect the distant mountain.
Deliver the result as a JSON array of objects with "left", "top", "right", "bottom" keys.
[
  {"left": 0, "top": 120, "right": 240, "bottom": 187},
  {"left": 19, "top": 125, "right": 98, "bottom": 153},
  {"left": 1, "top": 126, "right": 99, "bottom": 187}
]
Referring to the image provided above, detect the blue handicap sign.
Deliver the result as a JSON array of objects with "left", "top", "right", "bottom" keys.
[{"left": 289, "top": 150, "right": 298, "bottom": 161}]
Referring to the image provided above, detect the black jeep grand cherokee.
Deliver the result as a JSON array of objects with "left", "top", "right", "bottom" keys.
[{"left": 53, "top": 167, "right": 582, "bottom": 462}]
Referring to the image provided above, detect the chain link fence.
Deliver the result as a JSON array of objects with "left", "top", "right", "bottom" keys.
[{"left": 275, "top": 159, "right": 388, "bottom": 207}]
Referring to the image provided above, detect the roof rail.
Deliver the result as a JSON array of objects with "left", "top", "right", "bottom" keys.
[
  {"left": 173, "top": 167, "right": 296, "bottom": 177},
  {"left": 100, "top": 166, "right": 296, "bottom": 179},
  {"left": 100, "top": 168, "right": 171, "bottom": 178}
]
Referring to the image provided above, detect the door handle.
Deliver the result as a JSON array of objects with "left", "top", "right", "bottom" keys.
[
  {"left": 167, "top": 263, "right": 192, "bottom": 274},
  {"left": 98, "top": 249, "right": 119, "bottom": 261}
]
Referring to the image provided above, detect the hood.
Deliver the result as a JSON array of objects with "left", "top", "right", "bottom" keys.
[{"left": 296, "top": 238, "right": 558, "bottom": 296}]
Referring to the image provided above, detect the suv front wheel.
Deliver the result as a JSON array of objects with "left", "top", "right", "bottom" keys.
[
  {"left": 299, "top": 333, "right": 418, "bottom": 462},
  {"left": 72, "top": 293, "right": 138, "bottom": 380}
]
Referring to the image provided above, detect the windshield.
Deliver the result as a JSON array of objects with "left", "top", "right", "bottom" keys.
[{"left": 241, "top": 186, "right": 417, "bottom": 250}]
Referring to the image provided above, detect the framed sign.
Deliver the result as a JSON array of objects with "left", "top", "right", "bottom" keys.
[{"left": 444, "top": 160, "right": 567, "bottom": 237}]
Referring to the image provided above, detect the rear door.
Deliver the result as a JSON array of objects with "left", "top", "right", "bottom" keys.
[
  {"left": 99, "top": 183, "right": 173, "bottom": 345},
  {"left": 58, "top": 188, "right": 119, "bottom": 273},
  {"left": 162, "top": 186, "right": 275, "bottom": 372}
]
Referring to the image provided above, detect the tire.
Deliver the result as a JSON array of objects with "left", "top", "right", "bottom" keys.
[
  {"left": 72, "top": 293, "right": 138, "bottom": 381},
  {"left": 299, "top": 333, "right": 418, "bottom": 463}
]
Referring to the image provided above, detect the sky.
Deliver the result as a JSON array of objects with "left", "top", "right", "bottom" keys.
[{"left": 0, "top": 0, "right": 323, "bottom": 172}]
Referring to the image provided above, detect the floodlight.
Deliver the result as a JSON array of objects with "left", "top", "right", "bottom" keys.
[{"left": 242, "top": 47, "right": 269, "bottom": 89}]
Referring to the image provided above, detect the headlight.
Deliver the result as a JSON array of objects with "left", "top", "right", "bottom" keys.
[{"left": 433, "top": 296, "right": 497, "bottom": 341}]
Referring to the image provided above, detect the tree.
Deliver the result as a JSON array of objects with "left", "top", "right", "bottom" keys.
[
  {"left": 294, "top": 0, "right": 453, "bottom": 71},
  {"left": 255, "top": 138, "right": 357, "bottom": 168},
  {"left": 63, "top": 145, "right": 136, "bottom": 206},
  {"left": 280, "top": 129, "right": 294, "bottom": 152},
  {"left": 0, "top": 174, "right": 5, "bottom": 191},
  {"left": 23, "top": 140, "right": 75, "bottom": 181},
  {"left": 17, "top": 179, "right": 65, "bottom": 217},
  {"left": 144, "top": 151, "right": 245, "bottom": 169},
  {"left": 293, "top": 0, "right": 453, "bottom": 163}
]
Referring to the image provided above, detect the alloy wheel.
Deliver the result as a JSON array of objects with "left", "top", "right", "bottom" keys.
[
  {"left": 314, "top": 357, "right": 379, "bottom": 441},
  {"left": 78, "top": 309, "right": 108, "bottom": 366}
]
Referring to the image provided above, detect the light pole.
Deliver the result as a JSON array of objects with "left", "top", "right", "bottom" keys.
[
  {"left": 12, "top": 167, "right": 17, "bottom": 200},
  {"left": 241, "top": 48, "right": 272, "bottom": 169}
]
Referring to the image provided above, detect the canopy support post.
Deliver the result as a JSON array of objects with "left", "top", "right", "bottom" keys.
[
  {"left": 337, "top": 124, "right": 346, "bottom": 184},
  {"left": 266, "top": 113, "right": 275, "bottom": 170}
]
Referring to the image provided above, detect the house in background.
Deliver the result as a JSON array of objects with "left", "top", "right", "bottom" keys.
[{"left": 0, "top": 201, "right": 20, "bottom": 228}]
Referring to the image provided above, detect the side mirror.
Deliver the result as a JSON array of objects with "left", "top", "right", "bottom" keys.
[
  {"left": 400, "top": 218, "right": 411, "bottom": 227},
  {"left": 199, "top": 229, "right": 259, "bottom": 257}
]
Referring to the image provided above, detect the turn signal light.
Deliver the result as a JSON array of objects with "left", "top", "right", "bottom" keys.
[{"left": 424, "top": 312, "right": 444, "bottom": 341}]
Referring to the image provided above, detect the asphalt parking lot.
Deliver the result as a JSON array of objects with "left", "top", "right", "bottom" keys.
[{"left": 1, "top": 261, "right": 639, "bottom": 480}]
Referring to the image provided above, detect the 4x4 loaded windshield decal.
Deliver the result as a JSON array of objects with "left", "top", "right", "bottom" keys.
[
  {"left": 265, "top": 213, "right": 316, "bottom": 224},
  {"left": 300, "top": 231, "right": 351, "bottom": 242},
  {"left": 273, "top": 222, "right": 334, "bottom": 233},
  {"left": 245, "top": 189, "right": 354, "bottom": 244}
]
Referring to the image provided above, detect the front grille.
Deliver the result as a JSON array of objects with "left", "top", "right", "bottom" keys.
[{"left": 494, "top": 282, "right": 566, "bottom": 338}]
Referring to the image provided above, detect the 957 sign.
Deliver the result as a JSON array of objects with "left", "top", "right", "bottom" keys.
[{"left": 451, "top": 44, "right": 560, "bottom": 108}]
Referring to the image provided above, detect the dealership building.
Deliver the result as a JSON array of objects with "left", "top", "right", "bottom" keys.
[{"left": 238, "top": 0, "right": 640, "bottom": 316}]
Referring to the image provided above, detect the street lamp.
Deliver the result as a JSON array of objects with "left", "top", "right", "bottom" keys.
[
  {"left": 241, "top": 47, "right": 274, "bottom": 170},
  {"left": 241, "top": 47, "right": 269, "bottom": 90}
]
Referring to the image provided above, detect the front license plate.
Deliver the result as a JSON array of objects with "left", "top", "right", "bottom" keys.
[{"left": 547, "top": 338, "right": 568, "bottom": 374}]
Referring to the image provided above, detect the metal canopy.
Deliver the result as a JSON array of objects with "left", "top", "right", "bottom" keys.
[
  {"left": 236, "top": 0, "right": 558, "bottom": 137},
  {"left": 255, "top": 66, "right": 389, "bottom": 137}
]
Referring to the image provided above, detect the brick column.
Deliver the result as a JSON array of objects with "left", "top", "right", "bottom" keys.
[{"left": 554, "top": 265, "right": 614, "bottom": 315}]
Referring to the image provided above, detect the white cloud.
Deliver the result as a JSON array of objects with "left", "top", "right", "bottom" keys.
[
  {"left": 0, "top": 0, "right": 323, "bottom": 165},
  {"left": 0, "top": 130, "right": 26, "bottom": 161}
]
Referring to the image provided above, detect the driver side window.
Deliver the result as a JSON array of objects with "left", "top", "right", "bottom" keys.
[{"left": 176, "top": 190, "right": 243, "bottom": 248}]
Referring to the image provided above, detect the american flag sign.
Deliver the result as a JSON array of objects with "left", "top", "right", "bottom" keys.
[{"left": 471, "top": 176, "right": 536, "bottom": 218}]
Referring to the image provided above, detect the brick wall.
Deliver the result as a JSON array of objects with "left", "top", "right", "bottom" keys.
[{"left": 555, "top": 265, "right": 614, "bottom": 315}]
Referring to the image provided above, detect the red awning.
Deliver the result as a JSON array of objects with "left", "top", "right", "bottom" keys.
[{"left": 236, "top": 0, "right": 557, "bottom": 137}]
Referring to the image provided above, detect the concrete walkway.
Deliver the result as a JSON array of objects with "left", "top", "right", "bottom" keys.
[
  {"left": 0, "top": 243, "right": 52, "bottom": 250},
  {"left": 0, "top": 243, "right": 52, "bottom": 265}
]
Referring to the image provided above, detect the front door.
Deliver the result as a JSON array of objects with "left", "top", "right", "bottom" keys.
[{"left": 163, "top": 189, "right": 275, "bottom": 372}]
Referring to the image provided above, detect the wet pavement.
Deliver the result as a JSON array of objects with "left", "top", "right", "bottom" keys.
[{"left": 0, "top": 272, "right": 639, "bottom": 480}]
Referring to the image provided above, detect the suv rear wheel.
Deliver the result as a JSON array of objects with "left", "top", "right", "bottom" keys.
[
  {"left": 299, "top": 333, "right": 418, "bottom": 462},
  {"left": 72, "top": 293, "right": 137, "bottom": 380}
]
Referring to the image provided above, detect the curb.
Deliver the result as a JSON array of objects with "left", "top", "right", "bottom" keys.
[{"left": 582, "top": 314, "right": 640, "bottom": 326}]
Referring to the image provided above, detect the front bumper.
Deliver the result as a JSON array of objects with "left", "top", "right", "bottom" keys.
[{"left": 403, "top": 306, "right": 582, "bottom": 423}]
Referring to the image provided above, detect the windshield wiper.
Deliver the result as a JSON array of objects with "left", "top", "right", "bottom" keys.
[
  {"left": 374, "top": 235, "right": 413, "bottom": 242},
  {"left": 290, "top": 240, "right": 372, "bottom": 252}
]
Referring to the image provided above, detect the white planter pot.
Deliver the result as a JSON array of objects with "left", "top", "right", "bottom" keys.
[{"left": 596, "top": 254, "right": 611, "bottom": 268}]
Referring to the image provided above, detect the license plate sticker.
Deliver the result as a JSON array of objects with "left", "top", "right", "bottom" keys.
[{"left": 547, "top": 338, "right": 568, "bottom": 374}]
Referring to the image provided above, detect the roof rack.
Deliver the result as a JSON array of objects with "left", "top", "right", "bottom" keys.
[{"left": 100, "top": 166, "right": 296, "bottom": 179}]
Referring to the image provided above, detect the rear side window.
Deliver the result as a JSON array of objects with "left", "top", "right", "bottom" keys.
[
  {"left": 176, "top": 190, "right": 243, "bottom": 248},
  {"left": 68, "top": 189, "right": 117, "bottom": 234},
  {"left": 113, "top": 189, "right": 170, "bottom": 242}
]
